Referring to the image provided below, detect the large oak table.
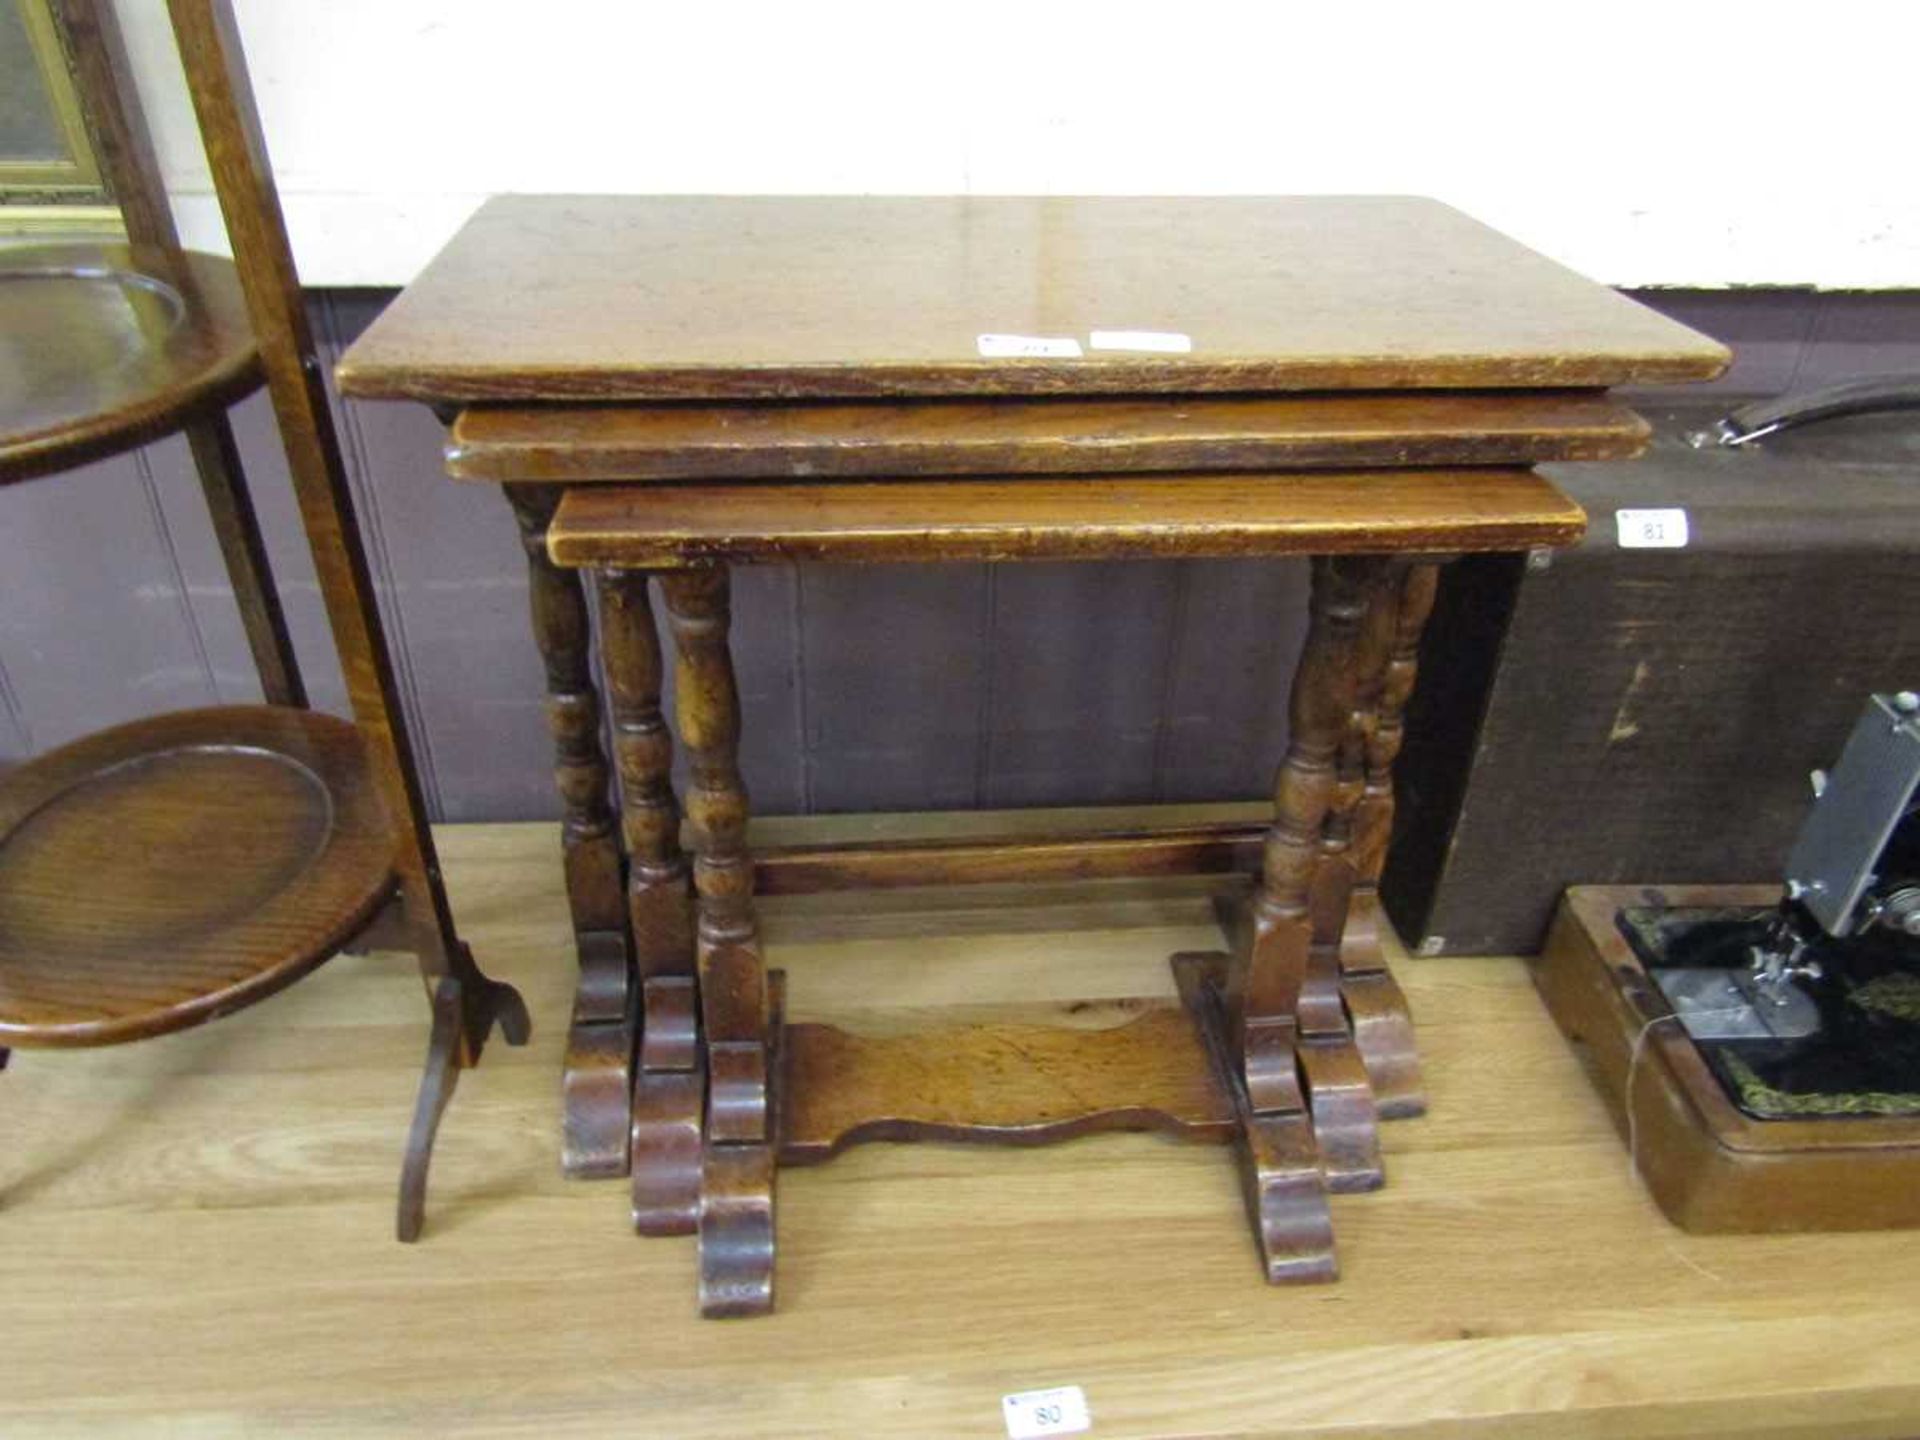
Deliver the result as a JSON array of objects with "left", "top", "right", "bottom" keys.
[{"left": 338, "top": 195, "right": 1727, "bottom": 1317}]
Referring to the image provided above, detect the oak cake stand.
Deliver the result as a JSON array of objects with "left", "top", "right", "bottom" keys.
[
  {"left": 337, "top": 194, "right": 1729, "bottom": 1314},
  {"left": 0, "top": 0, "right": 527, "bottom": 1240}
]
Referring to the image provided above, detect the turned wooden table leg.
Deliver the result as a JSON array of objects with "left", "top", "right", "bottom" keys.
[
  {"left": 662, "top": 567, "right": 778, "bottom": 1319},
  {"left": 1339, "top": 560, "right": 1440, "bottom": 1119},
  {"left": 1294, "top": 559, "right": 1401, "bottom": 1193},
  {"left": 1208, "top": 554, "right": 1388, "bottom": 1283},
  {"left": 506, "top": 486, "right": 634, "bottom": 1179},
  {"left": 598, "top": 570, "right": 703, "bottom": 1234}
]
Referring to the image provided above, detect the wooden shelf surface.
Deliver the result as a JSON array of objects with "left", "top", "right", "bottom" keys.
[
  {"left": 0, "top": 242, "right": 261, "bottom": 483},
  {"left": 336, "top": 196, "right": 1730, "bottom": 404},
  {"left": 6, "top": 814, "right": 1920, "bottom": 1438},
  {"left": 446, "top": 390, "right": 1651, "bottom": 483},
  {"left": 546, "top": 468, "right": 1587, "bottom": 568},
  {"left": 0, "top": 706, "right": 395, "bottom": 1046}
]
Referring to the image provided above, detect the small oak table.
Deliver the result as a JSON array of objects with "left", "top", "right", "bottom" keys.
[{"left": 338, "top": 196, "right": 1727, "bottom": 1316}]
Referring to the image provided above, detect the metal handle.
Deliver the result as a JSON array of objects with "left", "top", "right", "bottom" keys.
[{"left": 1705, "top": 374, "right": 1920, "bottom": 447}]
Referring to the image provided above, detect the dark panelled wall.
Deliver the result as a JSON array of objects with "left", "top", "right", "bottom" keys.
[{"left": 3, "top": 288, "right": 1916, "bottom": 822}]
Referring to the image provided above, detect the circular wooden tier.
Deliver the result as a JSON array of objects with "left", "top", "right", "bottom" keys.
[
  {"left": 0, "top": 242, "right": 261, "bottom": 484},
  {"left": 0, "top": 706, "right": 397, "bottom": 1048}
]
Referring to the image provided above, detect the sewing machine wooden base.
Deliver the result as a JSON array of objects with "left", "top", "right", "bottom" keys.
[{"left": 1538, "top": 885, "right": 1920, "bottom": 1234}]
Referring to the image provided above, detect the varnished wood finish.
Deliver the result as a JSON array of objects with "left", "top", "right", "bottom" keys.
[
  {"left": 351, "top": 191, "right": 1707, "bottom": 1306},
  {"left": 167, "top": 0, "right": 528, "bottom": 1238},
  {"left": 660, "top": 569, "right": 765, "bottom": 1068},
  {"left": 780, "top": 999, "right": 1235, "bottom": 1163},
  {"left": 1215, "top": 887, "right": 1422, "bottom": 1134},
  {"left": 597, "top": 572, "right": 691, "bottom": 984},
  {"left": 700, "top": 971, "right": 783, "bottom": 1320},
  {"left": 549, "top": 466, "right": 1572, "bottom": 1309},
  {"left": 447, "top": 390, "right": 1650, "bottom": 482},
  {"left": 0, "top": 706, "right": 393, "bottom": 1047},
  {"left": 336, "top": 196, "right": 1729, "bottom": 403},
  {"left": 598, "top": 568, "right": 702, "bottom": 1229},
  {"left": 1213, "top": 555, "right": 1400, "bottom": 1278},
  {"left": 502, "top": 488, "right": 632, "bottom": 1179},
  {"left": 506, "top": 488, "right": 625, "bottom": 943},
  {"left": 1288, "top": 562, "right": 1401, "bottom": 1190},
  {"left": 1239, "top": 557, "right": 1381, "bottom": 1108},
  {"left": 1336, "top": 563, "right": 1440, "bottom": 1118},
  {"left": 1177, "top": 952, "right": 1337, "bottom": 1283},
  {"left": 0, "top": 242, "right": 262, "bottom": 483},
  {"left": 1345, "top": 563, "right": 1441, "bottom": 975},
  {"left": 556, "top": 931, "right": 632, "bottom": 1181},
  {"left": 181, "top": 412, "right": 307, "bottom": 707},
  {"left": 659, "top": 567, "right": 779, "bottom": 1315},
  {"left": 630, "top": 976, "right": 704, "bottom": 1236},
  {"left": 1538, "top": 885, "right": 1920, "bottom": 1234},
  {"left": 547, "top": 469, "right": 1586, "bottom": 569},
  {"left": 1343, "top": 968, "right": 1425, "bottom": 1122},
  {"left": 37, "top": 0, "right": 305, "bottom": 707},
  {"left": 21, "top": 821, "right": 1920, "bottom": 1439},
  {"left": 398, "top": 971, "right": 531, "bottom": 1243},
  {"left": 51, "top": 0, "right": 177, "bottom": 250},
  {"left": 753, "top": 819, "right": 1267, "bottom": 895}
]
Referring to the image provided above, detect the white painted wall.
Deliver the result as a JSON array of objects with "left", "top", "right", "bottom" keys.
[{"left": 119, "top": 0, "right": 1919, "bottom": 289}]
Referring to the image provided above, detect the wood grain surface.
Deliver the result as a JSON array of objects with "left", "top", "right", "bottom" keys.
[
  {"left": 1539, "top": 885, "right": 1920, "bottom": 1234},
  {"left": 754, "top": 818, "right": 1267, "bottom": 895},
  {"left": 7, "top": 817, "right": 1920, "bottom": 1438},
  {"left": 780, "top": 1000, "right": 1237, "bottom": 1163},
  {"left": 445, "top": 391, "right": 1651, "bottom": 482},
  {"left": 0, "top": 242, "right": 261, "bottom": 483},
  {"left": 335, "top": 196, "right": 1730, "bottom": 403},
  {"left": 547, "top": 469, "right": 1588, "bottom": 568},
  {"left": 0, "top": 706, "right": 395, "bottom": 1047}
]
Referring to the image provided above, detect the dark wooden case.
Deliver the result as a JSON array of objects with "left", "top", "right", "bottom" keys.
[{"left": 1384, "top": 399, "right": 1920, "bottom": 958}]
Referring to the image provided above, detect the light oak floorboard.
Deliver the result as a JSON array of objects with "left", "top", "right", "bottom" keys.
[{"left": 4, "top": 819, "right": 1919, "bottom": 1438}]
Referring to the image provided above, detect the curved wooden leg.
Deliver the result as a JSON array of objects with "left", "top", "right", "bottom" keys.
[
  {"left": 507, "top": 488, "right": 635, "bottom": 1181},
  {"left": 1241, "top": 1106, "right": 1340, "bottom": 1283},
  {"left": 1219, "top": 555, "right": 1394, "bottom": 1282},
  {"left": 662, "top": 567, "right": 778, "bottom": 1318},
  {"left": 1298, "top": 1032, "right": 1382, "bottom": 1194},
  {"left": 1303, "top": 880, "right": 1382, "bottom": 1192},
  {"left": 1294, "top": 562, "right": 1402, "bottom": 1190},
  {"left": 631, "top": 977, "right": 704, "bottom": 1235},
  {"left": 1344, "top": 969, "right": 1423, "bottom": 1121},
  {"left": 1175, "top": 954, "right": 1335, "bottom": 1282},
  {"left": 396, "top": 970, "right": 529, "bottom": 1243},
  {"left": 700, "top": 1136, "right": 778, "bottom": 1317},
  {"left": 561, "top": 933, "right": 637, "bottom": 1177},
  {"left": 599, "top": 570, "right": 703, "bottom": 1232},
  {"left": 1339, "top": 560, "right": 1440, "bottom": 1118},
  {"left": 701, "top": 973, "right": 784, "bottom": 1317}
]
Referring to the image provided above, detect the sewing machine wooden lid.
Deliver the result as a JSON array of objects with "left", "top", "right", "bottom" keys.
[{"left": 336, "top": 196, "right": 1730, "bottom": 405}]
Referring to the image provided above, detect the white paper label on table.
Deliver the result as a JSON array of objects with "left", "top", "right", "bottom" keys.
[
  {"left": 1615, "top": 507, "right": 1690, "bottom": 549},
  {"left": 977, "top": 333, "right": 1083, "bottom": 358},
  {"left": 1088, "top": 329, "right": 1193, "bottom": 353},
  {"left": 1002, "top": 1385, "right": 1092, "bottom": 1438}
]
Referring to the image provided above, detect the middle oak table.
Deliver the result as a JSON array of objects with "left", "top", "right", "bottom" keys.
[{"left": 336, "top": 195, "right": 1727, "bottom": 1317}]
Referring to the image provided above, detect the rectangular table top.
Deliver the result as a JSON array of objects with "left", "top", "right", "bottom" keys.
[
  {"left": 337, "top": 196, "right": 1729, "bottom": 404},
  {"left": 545, "top": 468, "right": 1586, "bottom": 568},
  {"left": 447, "top": 390, "right": 1650, "bottom": 483}
]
